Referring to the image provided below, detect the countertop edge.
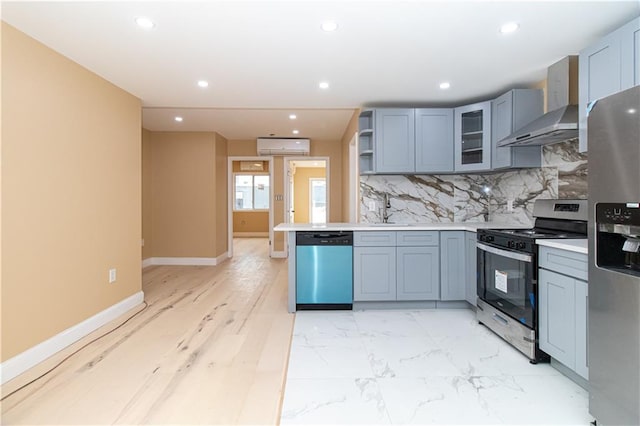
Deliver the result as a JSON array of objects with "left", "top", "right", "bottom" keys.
[
  {"left": 536, "top": 239, "right": 588, "bottom": 254},
  {"left": 273, "top": 222, "right": 530, "bottom": 233}
]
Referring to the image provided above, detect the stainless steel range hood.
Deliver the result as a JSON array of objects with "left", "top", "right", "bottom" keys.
[
  {"left": 498, "top": 104, "right": 578, "bottom": 146},
  {"left": 499, "top": 56, "right": 578, "bottom": 147}
]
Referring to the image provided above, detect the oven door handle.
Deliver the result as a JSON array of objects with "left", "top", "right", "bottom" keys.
[{"left": 477, "top": 242, "right": 533, "bottom": 263}]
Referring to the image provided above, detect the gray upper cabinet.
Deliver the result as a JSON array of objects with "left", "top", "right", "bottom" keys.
[
  {"left": 358, "top": 109, "right": 375, "bottom": 174},
  {"left": 454, "top": 101, "right": 492, "bottom": 172},
  {"left": 620, "top": 17, "right": 640, "bottom": 89},
  {"left": 415, "top": 108, "right": 454, "bottom": 173},
  {"left": 375, "top": 109, "right": 415, "bottom": 173},
  {"left": 491, "top": 89, "right": 544, "bottom": 170},
  {"left": 362, "top": 108, "right": 454, "bottom": 174},
  {"left": 579, "top": 16, "right": 640, "bottom": 152},
  {"left": 440, "top": 231, "right": 466, "bottom": 301}
]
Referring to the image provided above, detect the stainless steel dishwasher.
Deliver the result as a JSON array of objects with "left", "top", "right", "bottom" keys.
[{"left": 296, "top": 231, "right": 353, "bottom": 310}]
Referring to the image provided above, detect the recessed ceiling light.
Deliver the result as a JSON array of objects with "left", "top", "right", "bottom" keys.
[
  {"left": 321, "top": 21, "right": 338, "bottom": 32},
  {"left": 289, "top": 114, "right": 297, "bottom": 120},
  {"left": 628, "top": 108, "right": 637, "bottom": 114},
  {"left": 135, "top": 17, "right": 155, "bottom": 30},
  {"left": 174, "top": 116, "right": 183, "bottom": 122},
  {"left": 499, "top": 22, "right": 519, "bottom": 34},
  {"left": 439, "top": 82, "right": 451, "bottom": 90},
  {"left": 292, "top": 130, "right": 300, "bottom": 135},
  {"left": 319, "top": 81, "right": 330, "bottom": 90},
  {"left": 197, "top": 80, "right": 209, "bottom": 88}
]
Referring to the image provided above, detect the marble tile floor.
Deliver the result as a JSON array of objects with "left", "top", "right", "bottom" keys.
[{"left": 281, "top": 309, "right": 592, "bottom": 425}]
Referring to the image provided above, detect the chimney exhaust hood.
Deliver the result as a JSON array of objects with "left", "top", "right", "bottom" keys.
[{"left": 499, "top": 56, "right": 578, "bottom": 147}]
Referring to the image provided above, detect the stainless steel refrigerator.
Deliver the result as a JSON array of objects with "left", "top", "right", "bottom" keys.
[{"left": 588, "top": 84, "right": 640, "bottom": 426}]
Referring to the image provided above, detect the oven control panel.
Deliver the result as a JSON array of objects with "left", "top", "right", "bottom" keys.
[{"left": 477, "top": 231, "right": 535, "bottom": 253}]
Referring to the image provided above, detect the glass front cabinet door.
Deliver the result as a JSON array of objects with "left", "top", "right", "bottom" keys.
[{"left": 454, "top": 101, "right": 492, "bottom": 172}]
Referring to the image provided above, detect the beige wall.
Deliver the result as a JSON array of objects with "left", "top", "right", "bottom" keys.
[
  {"left": 227, "top": 140, "right": 257, "bottom": 157},
  {"left": 1, "top": 23, "right": 142, "bottom": 361},
  {"left": 311, "top": 139, "right": 343, "bottom": 223},
  {"left": 142, "top": 128, "right": 152, "bottom": 259},
  {"left": 214, "top": 135, "right": 228, "bottom": 256},
  {"left": 233, "top": 211, "right": 269, "bottom": 233},
  {"left": 144, "top": 131, "right": 229, "bottom": 259},
  {"left": 293, "top": 167, "right": 326, "bottom": 223}
]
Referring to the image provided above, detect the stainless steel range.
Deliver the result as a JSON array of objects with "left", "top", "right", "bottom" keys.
[{"left": 476, "top": 199, "right": 587, "bottom": 363}]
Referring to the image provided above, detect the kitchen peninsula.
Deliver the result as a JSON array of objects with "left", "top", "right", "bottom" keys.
[{"left": 274, "top": 221, "right": 524, "bottom": 313}]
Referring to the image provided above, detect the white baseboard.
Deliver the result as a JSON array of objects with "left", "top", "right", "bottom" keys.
[
  {"left": 233, "top": 232, "right": 269, "bottom": 238},
  {"left": 142, "top": 255, "right": 229, "bottom": 267},
  {"left": 0, "top": 291, "right": 144, "bottom": 385},
  {"left": 271, "top": 251, "right": 287, "bottom": 258},
  {"left": 215, "top": 252, "right": 229, "bottom": 265}
]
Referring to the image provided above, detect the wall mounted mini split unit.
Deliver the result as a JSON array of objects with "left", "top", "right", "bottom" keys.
[{"left": 257, "top": 138, "right": 310, "bottom": 156}]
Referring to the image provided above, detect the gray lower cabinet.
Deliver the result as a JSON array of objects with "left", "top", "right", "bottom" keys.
[
  {"left": 353, "top": 246, "right": 396, "bottom": 301},
  {"left": 465, "top": 232, "right": 477, "bottom": 305},
  {"left": 574, "top": 279, "right": 589, "bottom": 379},
  {"left": 539, "top": 269, "right": 577, "bottom": 369},
  {"left": 397, "top": 246, "right": 439, "bottom": 301},
  {"left": 538, "top": 246, "right": 589, "bottom": 379},
  {"left": 354, "top": 230, "right": 440, "bottom": 302},
  {"left": 440, "top": 231, "right": 466, "bottom": 301},
  {"left": 396, "top": 231, "right": 440, "bottom": 302}
]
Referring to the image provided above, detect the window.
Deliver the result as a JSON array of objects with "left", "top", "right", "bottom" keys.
[{"left": 234, "top": 174, "right": 270, "bottom": 210}]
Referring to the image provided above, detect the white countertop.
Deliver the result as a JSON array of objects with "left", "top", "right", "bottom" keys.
[
  {"left": 274, "top": 222, "right": 530, "bottom": 233},
  {"left": 536, "top": 239, "right": 588, "bottom": 254}
]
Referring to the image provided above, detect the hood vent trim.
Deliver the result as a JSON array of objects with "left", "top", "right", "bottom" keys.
[{"left": 498, "top": 104, "right": 578, "bottom": 147}]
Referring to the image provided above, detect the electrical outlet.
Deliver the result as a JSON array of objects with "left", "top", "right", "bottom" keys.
[
  {"left": 507, "top": 199, "right": 514, "bottom": 212},
  {"left": 368, "top": 201, "right": 376, "bottom": 211},
  {"left": 109, "top": 268, "right": 117, "bottom": 283},
  {"left": 141, "top": 239, "right": 145, "bottom": 247}
]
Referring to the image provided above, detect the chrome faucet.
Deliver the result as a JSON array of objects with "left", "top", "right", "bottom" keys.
[
  {"left": 482, "top": 186, "right": 492, "bottom": 222},
  {"left": 382, "top": 193, "right": 392, "bottom": 223}
]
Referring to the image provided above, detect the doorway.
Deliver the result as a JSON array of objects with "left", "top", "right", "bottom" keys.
[
  {"left": 284, "top": 158, "right": 329, "bottom": 224},
  {"left": 309, "top": 178, "right": 327, "bottom": 223},
  {"left": 227, "top": 156, "right": 274, "bottom": 258}
]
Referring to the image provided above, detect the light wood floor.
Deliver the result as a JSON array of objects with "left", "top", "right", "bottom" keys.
[{"left": 1, "top": 238, "right": 295, "bottom": 425}]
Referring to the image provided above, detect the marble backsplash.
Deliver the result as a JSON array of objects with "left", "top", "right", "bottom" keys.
[{"left": 360, "top": 139, "right": 587, "bottom": 226}]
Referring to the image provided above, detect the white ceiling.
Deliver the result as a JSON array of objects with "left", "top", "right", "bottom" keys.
[{"left": 3, "top": 1, "right": 639, "bottom": 141}]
